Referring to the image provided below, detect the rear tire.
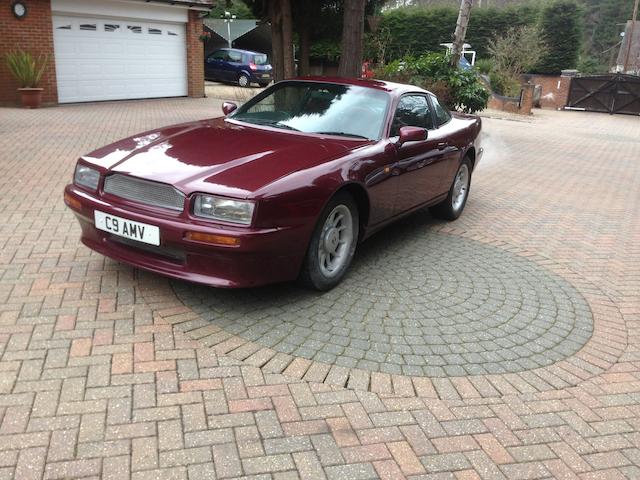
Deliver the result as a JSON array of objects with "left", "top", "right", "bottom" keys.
[
  {"left": 238, "top": 74, "right": 250, "bottom": 88},
  {"left": 429, "top": 157, "right": 472, "bottom": 221},
  {"left": 299, "top": 193, "right": 359, "bottom": 291}
]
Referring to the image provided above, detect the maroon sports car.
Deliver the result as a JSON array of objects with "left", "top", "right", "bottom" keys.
[{"left": 64, "top": 77, "right": 483, "bottom": 290}]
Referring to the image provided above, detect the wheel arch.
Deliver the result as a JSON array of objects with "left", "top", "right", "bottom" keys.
[
  {"left": 462, "top": 145, "right": 476, "bottom": 171},
  {"left": 332, "top": 182, "right": 371, "bottom": 241}
]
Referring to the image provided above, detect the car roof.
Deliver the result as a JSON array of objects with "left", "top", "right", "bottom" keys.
[
  {"left": 217, "top": 48, "right": 267, "bottom": 56},
  {"left": 293, "top": 76, "right": 430, "bottom": 96}
]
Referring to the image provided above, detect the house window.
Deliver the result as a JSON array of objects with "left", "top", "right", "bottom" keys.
[
  {"left": 105, "top": 24, "right": 120, "bottom": 32},
  {"left": 168, "top": 30, "right": 178, "bottom": 36},
  {"left": 127, "top": 25, "right": 142, "bottom": 34},
  {"left": 79, "top": 24, "right": 97, "bottom": 31},
  {"left": 149, "top": 28, "right": 162, "bottom": 35},
  {"left": 56, "top": 24, "right": 72, "bottom": 30}
]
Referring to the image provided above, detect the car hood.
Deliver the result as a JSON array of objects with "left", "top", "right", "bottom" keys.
[{"left": 82, "top": 118, "right": 368, "bottom": 199}]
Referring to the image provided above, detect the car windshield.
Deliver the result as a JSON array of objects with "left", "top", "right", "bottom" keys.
[
  {"left": 230, "top": 81, "right": 390, "bottom": 140},
  {"left": 253, "top": 54, "right": 268, "bottom": 65}
]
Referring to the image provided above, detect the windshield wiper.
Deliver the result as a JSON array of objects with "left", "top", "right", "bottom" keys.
[
  {"left": 314, "top": 131, "right": 369, "bottom": 139},
  {"left": 272, "top": 122, "right": 300, "bottom": 131},
  {"left": 234, "top": 117, "right": 300, "bottom": 131}
]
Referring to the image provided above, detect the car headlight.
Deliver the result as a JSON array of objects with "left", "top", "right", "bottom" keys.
[
  {"left": 194, "top": 195, "right": 255, "bottom": 225},
  {"left": 74, "top": 164, "right": 100, "bottom": 191}
]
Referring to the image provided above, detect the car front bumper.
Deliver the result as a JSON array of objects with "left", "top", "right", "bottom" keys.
[{"left": 64, "top": 185, "right": 309, "bottom": 288}]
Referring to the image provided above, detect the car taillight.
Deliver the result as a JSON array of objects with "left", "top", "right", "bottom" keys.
[{"left": 249, "top": 62, "right": 257, "bottom": 70}]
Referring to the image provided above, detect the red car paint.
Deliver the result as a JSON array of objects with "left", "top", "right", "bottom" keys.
[{"left": 64, "top": 77, "right": 482, "bottom": 288}]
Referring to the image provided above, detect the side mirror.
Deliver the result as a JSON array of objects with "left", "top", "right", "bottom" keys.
[
  {"left": 222, "top": 102, "right": 238, "bottom": 116},
  {"left": 397, "top": 126, "right": 427, "bottom": 145}
]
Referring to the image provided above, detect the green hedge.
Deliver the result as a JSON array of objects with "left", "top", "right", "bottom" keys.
[
  {"left": 535, "top": 1, "right": 583, "bottom": 74},
  {"left": 379, "top": 5, "right": 540, "bottom": 61}
]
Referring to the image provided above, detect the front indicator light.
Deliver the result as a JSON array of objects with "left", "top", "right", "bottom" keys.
[
  {"left": 185, "top": 231, "right": 240, "bottom": 246},
  {"left": 64, "top": 191, "right": 82, "bottom": 211}
]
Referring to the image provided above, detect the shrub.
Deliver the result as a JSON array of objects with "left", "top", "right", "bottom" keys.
[
  {"left": 488, "top": 25, "right": 547, "bottom": 79},
  {"left": 5, "top": 49, "right": 49, "bottom": 88},
  {"left": 488, "top": 71, "right": 521, "bottom": 97},
  {"left": 378, "top": 53, "right": 489, "bottom": 113},
  {"left": 474, "top": 58, "right": 494, "bottom": 75}
]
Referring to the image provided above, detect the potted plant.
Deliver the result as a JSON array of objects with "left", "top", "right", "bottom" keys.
[{"left": 5, "top": 49, "right": 50, "bottom": 108}]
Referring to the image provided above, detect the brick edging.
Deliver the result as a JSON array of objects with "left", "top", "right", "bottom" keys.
[{"left": 138, "top": 235, "right": 626, "bottom": 400}]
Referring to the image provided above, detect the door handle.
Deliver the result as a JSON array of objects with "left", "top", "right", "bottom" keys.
[{"left": 437, "top": 142, "right": 448, "bottom": 150}]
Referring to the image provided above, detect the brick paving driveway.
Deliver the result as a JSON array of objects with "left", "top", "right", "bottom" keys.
[{"left": 0, "top": 99, "right": 639, "bottom": 480}]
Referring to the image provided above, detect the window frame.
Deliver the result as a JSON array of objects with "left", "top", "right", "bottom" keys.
[
  {"left": 227, "top": 50, "right": 242, "bottom": 63},
  {"left": 388, "top": 93, "right": 436, "bottom": 138},
  {"left": 429, "top": 94, "right": 452, "bottom": 128},
  {"left": 208, "top": 50, "right": 227, "bottom": 61}
]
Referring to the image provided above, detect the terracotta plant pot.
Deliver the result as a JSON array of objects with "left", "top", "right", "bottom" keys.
[{"left": 18, "top": 88, "right": 44, "bottom": 108}]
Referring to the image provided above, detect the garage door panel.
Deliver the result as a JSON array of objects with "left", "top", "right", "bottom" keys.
[{"left": 53, "top": 14, "right": 187, "bottom": 103}]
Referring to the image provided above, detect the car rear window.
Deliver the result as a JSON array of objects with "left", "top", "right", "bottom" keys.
[{"left": 253, "top": 54, "right": 268, "bottom": 65}]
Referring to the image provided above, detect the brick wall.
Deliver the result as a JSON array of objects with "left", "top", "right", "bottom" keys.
[
  {"left": 522, "top": 74, "right": 573, "bottom": 110},
  {"left": 186, "top": 10, "right": 205, "bottom": 98},
  {"left": 0, "top": 0, "right": 57, "bottom": 106},
  {"left": 488, "top": 84, "right": 535, "bottom": 116}
]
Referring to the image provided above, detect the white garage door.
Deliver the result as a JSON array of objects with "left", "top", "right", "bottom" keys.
[{"left": 53, "top": 15, "right": 188, "bottom": 103}]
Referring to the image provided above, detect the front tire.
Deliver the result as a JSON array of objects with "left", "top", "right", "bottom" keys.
[
  {"left": 299, "top": 193, "right": 359, "bottom": 291},
  {"left": 238, "top": 74, "right": 250, "bottom": 88},
  {"left": 430, "top": 158, "right": 472, "bottom": 221}
]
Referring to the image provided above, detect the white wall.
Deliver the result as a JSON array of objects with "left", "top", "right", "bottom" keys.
[{"left": 51, "top": 0, "right": 189, "bottom": 23}]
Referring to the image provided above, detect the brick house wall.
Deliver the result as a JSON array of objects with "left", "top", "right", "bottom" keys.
[
  {"left": 1, "top": 1, "right": 206, "bottom": 106},
  {"left": 522, "top": 74, "right": 573, "bottom": 110},
  {"left": 0, "top": 0, "right": 58, "bottom": 106},
  {"left": 186, "top": 9, "right": 205, "bottom": 98}
]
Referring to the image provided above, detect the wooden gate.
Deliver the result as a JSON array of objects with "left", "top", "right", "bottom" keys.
[{"left": 566, "top": 74, "right": 640, "bottom": 115}]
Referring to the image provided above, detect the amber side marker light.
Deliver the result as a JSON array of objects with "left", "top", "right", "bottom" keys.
[
  {"left": 185, "top": 231, "right": 240, "bottom": 246},
  {"left": 64, "top": 192, "right": 82, "bottom": 211}
]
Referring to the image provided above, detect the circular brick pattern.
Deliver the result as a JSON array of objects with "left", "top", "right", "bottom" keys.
[{"left": 172, "top": 223, "right": 594, "bottom": 377}]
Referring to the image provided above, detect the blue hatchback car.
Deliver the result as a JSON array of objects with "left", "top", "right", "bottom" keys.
[{"left": 205, "top": 48, "right": 273, "bottom": 87}]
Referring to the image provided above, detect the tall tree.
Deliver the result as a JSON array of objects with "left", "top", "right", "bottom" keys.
[
  {"left": 450, "top": 0, "right": 474, "bottom": 67},
  {"left": 535, "top": 0, "right": 583, "bottom": 73},
  {"left": 295, "top": 0, "right": 312, "bottom": 76},
  {"left": 268, "top": 0, "right": 295, "bottom": 81},
  {"left": 338, "top": 0, "right": 367, "bottom": 76}
]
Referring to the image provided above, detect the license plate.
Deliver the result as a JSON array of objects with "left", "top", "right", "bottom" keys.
[
  {"left": 262, "top": 74, "right": 270, "bottom": 78},
  {"left": 94, "top": 210, "right": 160, "bottom": 246}
]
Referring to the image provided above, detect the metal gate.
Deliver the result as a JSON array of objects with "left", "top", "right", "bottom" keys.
[{"left": 566, "top": 74, "right": 640, "bottom": 115}]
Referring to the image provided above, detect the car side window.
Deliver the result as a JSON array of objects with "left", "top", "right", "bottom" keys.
[
  {"left": 390, "top": 95, "right": 433, "bottom": 137},
  {"left": 431, "top": 95, "right": 452, "bottom": 127},
  {"left": 228, "top": 50, "right": 242, "bottom": 63},
  {"left": 210, "top": 50, "right": 226, "bottom": 61}
]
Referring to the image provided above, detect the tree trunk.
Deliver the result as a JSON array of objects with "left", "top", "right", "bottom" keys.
[
  {"left": 450, "top": 0, "right": 474, "bottom": 68},
  {"left": 338, "top": 0, "right": 367, "bottom": 77},
  {"left": 269, "top": 0, "right": 284, "bottom": 81},
  {"left": 281, "top": 0, "right": 295, "bottom": 78},
  {"left": 297, "top": 0, "right": 311, "bottom": 76},
  {"left": 269, "top": 0, "right": 295, "bottom": 81}
]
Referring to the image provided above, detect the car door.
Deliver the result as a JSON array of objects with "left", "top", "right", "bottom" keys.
[
  {"left": 205, "top": 50, "right": 227, "bottom": 80},
  {"left": 429, "top": 94, "right": 463, "bottom": 194},
  {"left": 390, "top": 94, "right": 449, "bottom": 214},
  {"left": 223, "top": 50, "right": 243, "bottom": 82}
]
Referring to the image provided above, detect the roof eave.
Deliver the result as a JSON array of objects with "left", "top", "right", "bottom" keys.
[{"left": 141, "top": 0, "right": 213, "bottom": 11}]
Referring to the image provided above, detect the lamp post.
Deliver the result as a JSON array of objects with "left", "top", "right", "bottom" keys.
[{"left": 221, "top": 11, "right": 236, "bottom": 48}]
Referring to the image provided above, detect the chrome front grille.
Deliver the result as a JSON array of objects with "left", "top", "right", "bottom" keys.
[{"left": 103, "top": 174, "right": 185, "bottom": 211}]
